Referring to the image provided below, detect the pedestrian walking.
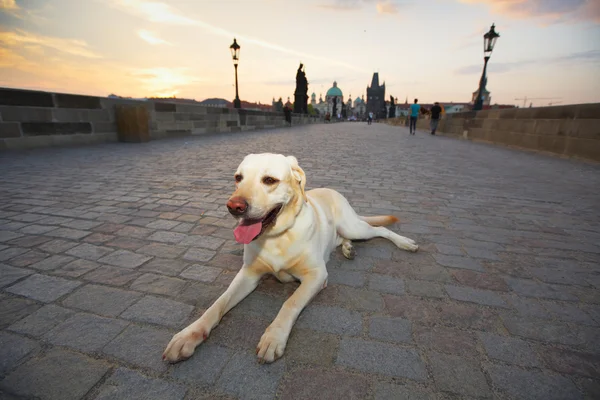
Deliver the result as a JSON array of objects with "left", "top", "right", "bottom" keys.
[
  {"left": 409, "top": 98, "right": 420, "bottom": 135},
  {"left": 430, "top": 102, "right": 442, "bottom": 135},
  {"left": 368, "top": 111, "right": 373, "bottom": 125}
]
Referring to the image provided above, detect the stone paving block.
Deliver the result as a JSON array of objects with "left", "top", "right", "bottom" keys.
[
  {"left": 0, "top": 348, "right": 110, "bottom": 400},
  {"left": 338, "top": 256, "right": 375, "bottom": 271},
  {"left": 103, "top": 324, "right": 173, "bottom": 372},
  {"left": 148, "top": 230, "right": 188, "bottom": 244},
  {"left": 0, "top": 230, "right": 24, "bottom": 243},
  {"left": 434, "top": 243, "right": 464, "bottom": 256},
  {"left": 540, "top": 300, "right": 597, "bottom": 325},
  {"left": 44, "top": 312, "right": 129, "bottom": 352},
  {"left": 414, "top": 325, "right": 479, "bottom": 358},
  {"left": 0, "top": 247, "right": 28, "bottom": 261},
  {"left": 28, "top": 254, "right": 74, "bottom": 271},
  {"left": 178, "top": 281, "right": 224, "bottom": 308},
  {"left": 501, "top": 316, "right": 596, "bottom": 347},
  {"left": 178, "top": 235, "right": 225, "bottom": 250},
  {"left": 432, "top": 254, "right": 484, "bottom": 271},
  {"left": 180, "top": 264, "right": 222, "bottom": 282},
  {"left": 82, "top": 265, "right": 141, "bottom": 286},
  {"left": 208, "top": 313, "right": 268, "bottom": 350},
  {"left": 406, "top": 279, "right": 446, "bottom": 298},
  {"left": 451, "top": 269, "right": 509, "bottom": 291},
  {"left": 7, "top": 235, "right": 51, "bottom": 248},
  {"left": 6, "top": 273, "right": 81, "bottom": 302},
  {"left": 62, "top": 284, "right": 142, "bottom": 316},
  {"left": 115, "top": 225, "right": 153, "bottom": 239},
  {"left": 61, "top": 219, "right": 103, "bottom": 230},
  {"left": 337, "top": 337, "right": 426, "bottom": 381},
  {"left": 505, "top": 277, "right": 579, "bottom": 301},
  {"left": 183, "top": 247, "right": 216, "bottom": 262},
  {"left": 368, "top": 316, "right": 412, "bottom": 343},
  {"left": 479, "top": 332, "right": 540, "bottom": 367},
  {"left": 120, "top": 295, "right": 194, "bottom": 328},
  {"left": 98, "top": 249, "right": 152, "bottom": 268},
  {"left": 8, "top": 250, "right": 49, "bottom": 267},
  {"left": 19, "top": 224, "right": 57, "bottom": 235},
  {"left": 138, "top": 243, "right": 187, "bottom": 259},
  {"left": 445, "top": 285, "right": 509, "bottom": 308},
  {"left": 0, "top": 296, "right": 40, "bottom": 329},
  {"left": 539, "top": 347, "right": 600, "bottom": 378},
  {"left": 96, "top": 367, "right": 187, "bottom": 400},
  {"left": 47, "top": 227, "right": 91, "bottom": 240},
  {"left": 37, "top": 239, "right": 78, "bottom": 253},
  {"left": 429, "top": 352, "right": 490, "bottom": 397},
  {"left": 0, "top": 264, "right": 32, "bottom": 288},
  {"left": 374, "top": 382, "right": 437, "bottom": 400},
  {"left": 295, "top": 304, "right": 363, "bottom": 335},
  {"left": 8, "top": 304, "right": 75, "bottom": 337},
  {"left": 326, "top": 268, "right": 365, "bottom": 287},
  {"left": 169, "top": 343, "right": 233, "bottom": 385},
  {"left": 83, "top": 232, "right": 115, "bottom": 244},
  {"left": 0, "top": 331, "right": 40, "bottom": 374},
  {"left": 140, "top": 258, "right": 190, "bottom": 276},
  {"left": 215, "top": 351, "right": 285, "bottom": 400},
  {"left": 130, "top": 273, "right": 187, "bottom": 296},
  {"left": 485, "top": 363, "right": 583, "bottom": 400},
  {"left": 335, "top": 285, "right": 384, "bottom": 311},
  {"left": 52, "top": 258, "right": 99, "bottom": 277},
  {"left": 105, "top": 236, "right": 148, "bottom": 250},
  {"left": 369, "top": 273, "right": 406, "bottom": 295},
  {"left": 279, "top": 368, "right": 369, "bottom": 400},
  {"left": 208, "top": 253, "right": 243, "bottom": 268},
  {"left": 284, "top": 328, "right": 339, "bottom": 366},
  {"left": 65, "top": 243, "right": 113, "bottom": 260}
]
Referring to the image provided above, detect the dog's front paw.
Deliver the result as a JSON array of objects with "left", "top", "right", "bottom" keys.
[
  {"left": 162, "top": 328, "right": 207, "bottom": 363},
  {"left": 256, "top": 326, "right": 288, "bottom": 364}
]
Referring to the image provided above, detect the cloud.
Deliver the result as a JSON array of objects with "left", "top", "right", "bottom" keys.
[
  {"left": 0, "top": 29, "right": 102, "bottom": 58},
  {"left": 454, "top": 49, "right": 600, "bottom": 75},
  {"left": 317, "top": 0, "right": 408, "bottom": 14},
  {"left": 136, "top": 29, "right": 171, "bottom": 45},
  {"left": 0, "top": 0, "right": 18, "bottom": 10},
  {"left": 130, "top": 67, "right": 202, "bottom": 97},
  {"left": 457, "top": 0, "right": 600, "bottom": 24},
  {"left": 106, "top": 0, "right": 369, "bottom": 73}
]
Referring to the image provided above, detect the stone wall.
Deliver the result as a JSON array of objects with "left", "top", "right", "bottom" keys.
[
  {"left": 387, "top": 104, "right": 600, "bottom": 162},
  {"left": 0, "top": 88, "right": 322, "bottom": 150}
]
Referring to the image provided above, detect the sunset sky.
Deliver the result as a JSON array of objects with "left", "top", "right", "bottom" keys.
[{"left": 1, "top": 0, "right": 599, "bottom": 107}]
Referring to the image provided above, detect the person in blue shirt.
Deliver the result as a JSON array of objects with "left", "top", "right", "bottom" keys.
[{"left": 408, "top": 98, "right": 420, "bottom": 135}]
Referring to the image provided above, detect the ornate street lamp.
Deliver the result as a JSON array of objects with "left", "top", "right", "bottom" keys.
[
  {"left": 473, "top": 24, "right": 500, "bottom": 111},
  {"left": 230, "top": 38, "right": 241, "bottom": 109}
]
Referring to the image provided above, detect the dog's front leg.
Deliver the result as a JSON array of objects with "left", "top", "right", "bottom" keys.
[
  {"left": 163, "top": 264, "right": 264, "bottom": 363},
  {"left": 256, "top": 266, "right": 327, "bottom": 363}
]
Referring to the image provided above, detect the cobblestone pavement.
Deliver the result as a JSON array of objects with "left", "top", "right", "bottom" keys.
[{"left": 0, "top": 122, "right": 599, "bottom": 400}]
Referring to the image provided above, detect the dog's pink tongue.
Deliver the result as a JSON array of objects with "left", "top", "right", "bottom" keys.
[{"left": 233, "top": 222, "right": 262, "bottom": 244}]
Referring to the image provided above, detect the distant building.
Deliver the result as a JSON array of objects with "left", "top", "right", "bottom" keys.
[{"left": 367, "top": 73, "right": 386, "bottom": 119}]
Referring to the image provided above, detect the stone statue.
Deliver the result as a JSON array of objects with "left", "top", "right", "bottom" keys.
[
  {"left": 388, "top": 95, "right": 396, "bottom": 118},
  {"left": 332, "top": 97, "right": 337, "bottom": 119},
  {"left": 294, "top": 63, "right": 309, "bottom": 114}
]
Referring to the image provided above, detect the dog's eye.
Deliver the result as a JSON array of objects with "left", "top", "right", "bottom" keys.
[
  {"left": 235, "top": 174, "right": 243, "bottom": 183},
  {"left": 262, "top": 176, "right": 279, "bottom": 185}
]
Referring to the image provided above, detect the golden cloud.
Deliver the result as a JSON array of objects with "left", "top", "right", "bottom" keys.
[{"left": 0, "top": 29, "right": 102, "bottom": 58}]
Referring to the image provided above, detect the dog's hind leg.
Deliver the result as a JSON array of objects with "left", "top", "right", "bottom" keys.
[
  {"left": 337, "top": 206, "right": 418, "bottom": 252},
  {"left": 341, "top": 238, "right": 356, "bottom": 259}
]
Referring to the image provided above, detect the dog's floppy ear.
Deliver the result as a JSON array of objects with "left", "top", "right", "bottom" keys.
[{"left": 287, "top": 156, "right": 307, "bottom": 203}]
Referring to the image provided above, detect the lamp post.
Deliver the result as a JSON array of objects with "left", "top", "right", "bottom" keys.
[
  {"left": 473, "top": 24, "right": 500, "bottom": 111},
  {"left": 230, "top": 38, "right": 241, "bottom": 109}
]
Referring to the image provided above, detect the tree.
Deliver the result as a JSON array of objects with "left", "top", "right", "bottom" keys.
[{"left": 307, "top": 104, "right": 317, "bottom": 115}]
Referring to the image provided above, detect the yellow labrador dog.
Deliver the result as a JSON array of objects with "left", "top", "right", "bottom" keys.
[{"left": 163, "top": 153, "right": 418, "bottom": 364}]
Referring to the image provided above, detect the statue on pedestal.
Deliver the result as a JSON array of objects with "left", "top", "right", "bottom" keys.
[{"left": 294, "top": 63, "right": 309, "bottom": 114}]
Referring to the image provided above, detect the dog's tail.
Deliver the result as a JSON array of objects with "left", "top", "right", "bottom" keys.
[{"left": 360, "top": 215, "right": 399, "bottom": 227}]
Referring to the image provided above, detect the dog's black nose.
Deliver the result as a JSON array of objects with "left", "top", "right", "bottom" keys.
[{"left": 227, "top": 196, "right": 248, "bottom": 216}]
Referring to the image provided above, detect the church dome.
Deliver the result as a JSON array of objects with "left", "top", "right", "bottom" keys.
[{"left": 326, "top": 81, "right": 343, "bottom": 97}]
